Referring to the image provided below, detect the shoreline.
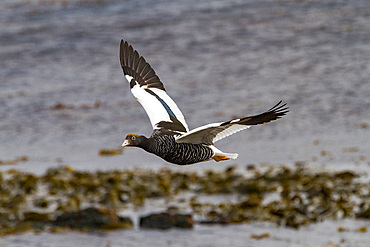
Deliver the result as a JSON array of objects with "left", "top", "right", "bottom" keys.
[{"left": 0, "top": 163, "right": 368, "bottom": 237}]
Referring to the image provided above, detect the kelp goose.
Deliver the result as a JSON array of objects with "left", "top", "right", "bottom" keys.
[{"left": 119, "top": 40, "right": 288, "bottom": 165}]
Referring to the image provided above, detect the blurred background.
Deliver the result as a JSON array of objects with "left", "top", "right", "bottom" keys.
[{"left": 0, "top": 0, "right": 369, "bottom": 246}]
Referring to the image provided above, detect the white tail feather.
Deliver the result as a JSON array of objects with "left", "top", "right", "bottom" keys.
[
  {"left": 210, "top": 146, "right": 239, "bottom": 160},
  {"left": 223, "top": 152, "right": 238, "bottom": 159}
]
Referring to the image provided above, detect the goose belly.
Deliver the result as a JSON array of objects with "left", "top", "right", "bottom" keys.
[{"left": 150, "top": 136, "right": 213, "bottom": 165}]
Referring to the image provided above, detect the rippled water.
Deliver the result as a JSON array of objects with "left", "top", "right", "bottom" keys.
[
  {"left": 1, "top": 0, "right": 370, "bottom": 246},
  {"left": 1, "top": 0, "right": 369, "bottom": 168},
  {"left": 1, "top": 220, "right": 370, "bottom": 247}
]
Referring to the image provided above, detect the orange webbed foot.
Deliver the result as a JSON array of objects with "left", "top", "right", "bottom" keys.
[{"left": 212, "top": 155, "right": 230, "bottom": 162}]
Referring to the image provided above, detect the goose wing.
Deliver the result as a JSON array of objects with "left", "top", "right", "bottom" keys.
[
  {"left": 176, "top": 101, "right": 289, "bottom": 145},
  {"left": 120, "top": 40, "right": 189, "bottom": 135}
]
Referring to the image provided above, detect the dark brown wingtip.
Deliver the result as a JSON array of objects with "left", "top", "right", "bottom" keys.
[
  {"left": 119, "top": 40, "right": 166, "bottom": 91},
  {"left": 119, "top": 40, "right": 125, "bottom": 70},
  {"left": 232, "top": 101, "right": 289, "bottom": 126},
  {"left": 269, "top": 100, "right": 289, "bottom": 119}
]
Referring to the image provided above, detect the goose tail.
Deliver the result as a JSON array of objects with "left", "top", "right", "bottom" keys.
[{"left": 210, "top": 146, "right": 239, "bottom": 162}]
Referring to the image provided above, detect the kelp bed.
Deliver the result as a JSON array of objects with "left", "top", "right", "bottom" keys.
[{"left": 0, "top": 164, "right": 369, "bottom": 235}]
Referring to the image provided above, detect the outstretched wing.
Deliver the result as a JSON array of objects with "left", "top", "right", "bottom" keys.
[
  {"left": 175, "top": 101, "right": 289, "bottom": 145},
  {"left": 119, "top": 40, "right": 189, "bottom": 135}
]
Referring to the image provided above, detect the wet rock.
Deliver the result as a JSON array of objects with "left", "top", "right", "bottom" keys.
[
  {"left": 172, "top": 214, "right": 193, "bottom": 229},
  {"left": 0, "top": 165, "right": 368, "bottom": 234},
  {"left": 140, "top": 213, "right": 173, "bottom": 230},
  {"left": 53, "top": 208, "right": 133, "bottom": 230},
  {"left": 140, "top": 212, "right": 193, "bottom": 230},
  {"left": 33, "top": 198, "right": 49, "bottom": 208},
  {"left": 246, "top": 164, "right": 256, "bottom": 170},
  {"left": 356, "top": 207, "right": 370, "bottom": 219},
  {"left": 333, "top": 171, "right": 357, "bottom": 180}
]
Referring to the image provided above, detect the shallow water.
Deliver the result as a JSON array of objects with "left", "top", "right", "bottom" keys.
[
  {"left": 1, "top": 0, "right": 369, "bottom": 168},
  {"left": 1, "top": 220, "right": 370, "bottom": 247},
  {"left": 1, "top": 0, "right": 370, "bottom": 245}
]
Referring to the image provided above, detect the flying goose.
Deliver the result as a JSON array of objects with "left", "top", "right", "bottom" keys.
[{"left": 120, "top": 40, "right": 288, "bottom": 165}]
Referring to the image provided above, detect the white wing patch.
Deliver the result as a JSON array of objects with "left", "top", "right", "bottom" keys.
[
  {"left": 175, "top": 122, "right": 221, "bottom": 144},
  {"left": 120, "top": 40, "right": 189, "bottom": 133},
  {"left": 125, "top": 75, "right": 133, "bottom": 83},
  {"left": 213, "top": 124, "right": 250, "bottom": 143},
  {"left": 130, "top": 83, "right": 169, "bottom": 129},
  {"left": 175, "top": 122, "right": 251, "bottom": 144},
  {"left": 128, "top": 79, "right": 188, "bottom": 132},
  {"left": 176, "top": 100, "right": 289, "bottom": 145},
  {"left": 149, "top": 88, "right": 188, "bottom": 131}
]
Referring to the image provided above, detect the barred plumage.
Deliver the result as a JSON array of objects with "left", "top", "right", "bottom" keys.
[
  {"left": 145, "top": 135, "right": 214, "bottom": 165},
  {"left": 119, "top": 40, "right": 289, "bottom": 166}
]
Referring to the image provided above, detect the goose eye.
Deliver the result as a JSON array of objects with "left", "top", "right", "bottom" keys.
[{"left": 131, "top": 136, "right": 136, "bottom": 140}]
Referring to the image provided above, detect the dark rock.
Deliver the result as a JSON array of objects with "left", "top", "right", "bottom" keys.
[
  {"left": 140, "top": 212, "right": 193, "bottom": 230},
  {"left": 356, "top": 207, "right": 370, "bottom": 219},
  {"left": 246, "top": 164, "right": 256, "bottom": 170},
  {"left": 238, "top": 195, "right": 262, "bottom": 209},
  {"left": 140, "top": 213, "right": 173, "bottom": 230},
  {"left": 53, "top": 207, "right": 133, "bottom": 230},
  {"left": 33, "top": 198, "right": 49, "bottom": 208},
  {"left": 173, "top": 214, "right": 193, "bottom": 229},
  {"left": 333, "top": 171, "right": 357, "bottom": 180}
]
